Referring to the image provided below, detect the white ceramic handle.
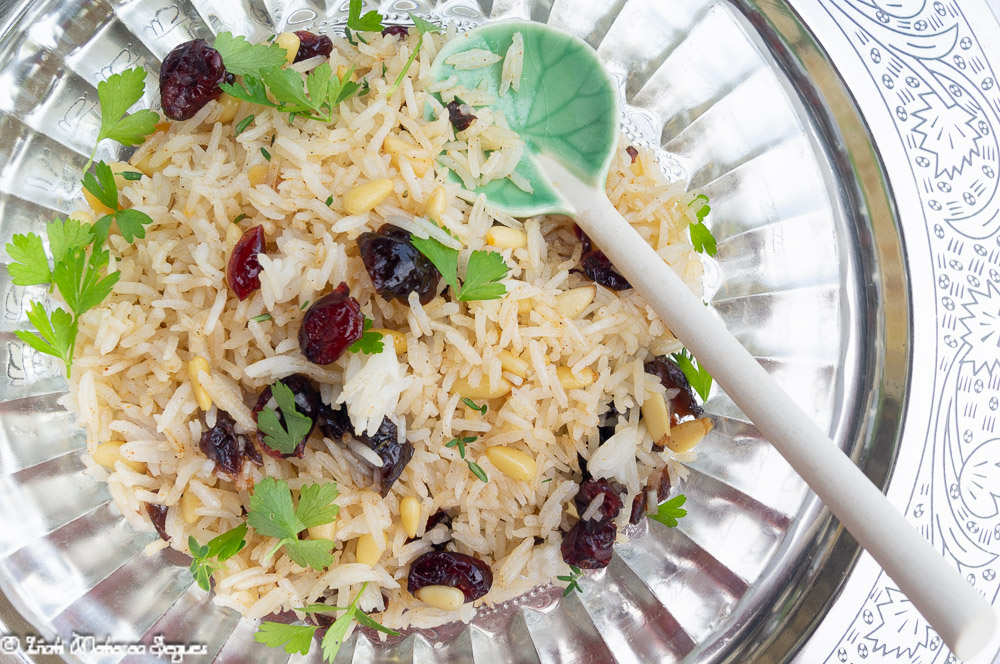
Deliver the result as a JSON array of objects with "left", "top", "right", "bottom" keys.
[{"left": 539, "top": 156, "right": 996, "bottom": 660}]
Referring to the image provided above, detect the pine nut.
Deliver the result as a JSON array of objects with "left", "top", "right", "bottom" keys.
[
  {"left": 247, "top": 164, "right": 270, "bottom": 187},
  {"left": 384, "top": 135, "right": 432, "bottom": 177},
  {"left": 667, "top": 418, "right": 712, "bottom": 453},
  {"left": 517, "top": 298, "right": 532, "bottom": 314},
  {"left": 486, "top": 226, "right": 527, "bottom": 250},
  {"left": 557, "top": 366, "right": 596, "bottom": 390},
  {"left": 187, "top": 356, "right": 213, "bottom": 411},
  {"left": 453, "top": 375, "right": 512, "bottom": 400},
  {"left": 336, "top": 65, "right": 359, "bottom": 82},
  {"left": 641, "top": 391, "right": 670, "bottom": 445},
  {"left": 355, "top": 532, "right": 383, "bottom": 566},
  {"left": 424, "top": 185, "right": 448, "bottom": 221},
  {"left": 414, "top": 585, "right": 465, "bottom": 611},
  {"left": 217, "top": 93, "right": 241, "bottom": 123},
  {"left": 372, "top": 328, "right": 407, "bottom": 354},
  {"left": 344, "top": 179, "right": 393, "bottom": 215},
  {"left": 181, "top": 490, "right": 201, "bottom": 524},
  {"left": 498, "top": 350, "right": 529, "bottom": 378},
  {"left": 553, "top": 286, "right": 596, "bottom": 319},
  {"left": 485, "top": 446, "right": 536, "bottom": 482},
  {"left": 400, "top": 496, "right": 420, "bottom": 538},
  {"left": 276, "top": 31, "right": 300, "bottom": 64},
  {"left": 93, "top": 441, "right": 146, "bottom": 474},
  {"left": 307, "top": 521, "right": 337, "bottom": 542}
]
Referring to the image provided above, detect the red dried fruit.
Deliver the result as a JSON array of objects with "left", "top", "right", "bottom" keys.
[
  {"left": 381, "top": 25, "right": 410, "bottom": 39},
  {"left": 251, "top": 374, "right": 322, "bottom": 458},
  {"left": 579, "top": 251, "right": 631, "bottom": 291},
  {"left": 574, "top": 478, "right": 624, "bottom": 522},
  {"left": 629, "top": 491, "right": 647, "bottom": 525},
  {"left": 160, "top": 39, "right": 228, "bottom": 121},
  {"left": 293, "top": 31, "right": 334, "bottom": 62},
  {"left": 573, "top": 224, "right": 593, "bottom": 255},
  {"left": 227, "top": 225, "right": 265, "bottom": 301},
  {"left": 199, "top": 411, "right": 252, "bottom": 478},
  {"left": 407, "top": 550, "right": 493, "bottom": 602},
  {"left": 644, "top": 356, "right": 704, "bottom": 424},
  {"left": 145, "top": 503, "right": 169, "bottom": 541},
  {"left": 357, "top": 225, "right": 441, "bottom": 305},
  {"left": 446, "top": 100, "right": 477, "bottom": 132},
  {"left": 298, "top": 283, "right": 364, "bottom": 364},
  {"left": 373, "top": 439, "right": 414, "bottom": 497},
  {"left": 560, "top": 518, "right": 616, "bottom": 569},
  {"left": 626, "top": 146, "right": 639, "bottom": 163},
  {"left": 317, "top": 402, "right": 351, "bottom": 440}
]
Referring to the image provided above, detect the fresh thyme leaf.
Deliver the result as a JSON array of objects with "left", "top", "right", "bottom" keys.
[
  {"left": 254, "top": 622, "right": 318, "bottom": 655},
  {"left": 251, "top": 313, "right": 271, "bottom": 322},
  {"left": 647, "top": 494, "right": 687, "bottom": 528},
  {"left": 233, "top": 213, "right": 247, "bottom": 224},
  {"left": 256, "top": 380, "right": 314, "bottom": 455},
  {"left": 300, "top": 300, "right": 310, "bottom": 310},
  {"left": 348, "top": 316, "right": 384, "bottom": 355},
  {"left": 347, "top": 0, "right": 385, "bottom": 32},
  {"left": 87, "top": 68, "right": 158, "bottom": 170},
  {"left": 467, "top": 460, "right": 488, "bottom": 483},
  {"left": 213, "top": 32, "right": 288, "bottom": 77},
  {"left": 670, "top": 349, "right": 712, "bottom": 401},
  {"left": 121, "top": 171, "right": 143, "bottom": 181},
  {"left": 461, "top": 398, "right": 487, "bottom": 415},
  {"left": 557, "top": 564, "right": 584, "bottom": 596},
  {"left": 261, "top": 147, "right": 272, "bottom": 161},
  {"left": 247, "top": 477, "right": 338, "bottom": 571},
  {"left": 457, "top": 250, "right": 508, "bottom": 301},
  {"left": 445, "top": 435, "right": 476, "bottom": 458},
  {"left": 234, "top": 114, "right": 255, "bottom": 136},
  {"left": 541, "top": 478, "right": 552, "bottom": 483},
  {"left": 324, "top": 196, "right": 334, "bottom": 206}
]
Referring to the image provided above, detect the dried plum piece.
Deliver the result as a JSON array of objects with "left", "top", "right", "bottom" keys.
[
  {"left": 145, "top": 503, "right": 169, "bottom": 541},
  {"left": 572, "top": 225, "right": 631, "bottom": 291},
  {"left": 358, "top": 416, "right": 398, "bottom": 451},
  {"left": 407, "top": 550, "right": 493, "bottom": 602},
  {"left": 251, "top": 374, "right": 322, "bottom": 458},
  {"left": 372, "top": 438, "right": 413, "bottom": 497},
  {"left": 644, "top": 356, "right": 704, "bottom": 423}
]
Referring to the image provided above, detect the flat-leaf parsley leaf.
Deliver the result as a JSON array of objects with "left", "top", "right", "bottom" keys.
[
  {"left": 347, "top": 0, "right": 385, "bottom": 32},
  {"left": 670, "top": 349, "right": 712, "bottom": 401},
  {"left": 188, "top": 523, "right": 248, "bottom": 591},
  {"left": 86, "top": 67, "right": 159, "bottom": 170},
  {"left": 647, "top": 494, "right": 687, "bottom": 528},
  {"left": 256, "top": 380, "right": 315, "bottom": 455},
  {"left": 247, "top": 477, "right": 339, "bottom": 570},
  {"left": 348, "top": 316, "right": 384, "bottom": 355},
  {"left": 213, "top": 32, "right": 288, "bottom": 77},
  {"left": 409, "top": 236, "right": 509, "bottom": 302},
  {"left": 688, "top": 194, "right": 717, "bottom": 256}
]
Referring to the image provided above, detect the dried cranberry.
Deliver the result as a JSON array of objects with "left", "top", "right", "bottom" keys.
[
  {"left": 561, "top": 518, "right": 616, "bottom": 569},
  {"left": 644, "top": 357, "right": 704, "bottom": 423},
  {"left": 160, "top": 39, "right": 228, "bottom": 121},
  {"left": 446, "top": 100, "right": 477, "bottom": 132},
  {"left": 577, "top": 452, "right": 591, "bottom": 481},
  {"left": 293, "top": 31, "right": 333, "bottom": 62},
  {"left": 381, "top": 25, "right": 410, "bottom": 39},
  {"left": 629, "top": 492, "right": 647, "bottom": 525},
  {"left": 357, "top": 225, "right": 441, "bottom": 305},
  {"left": 655, "top": 465, "right": 672, "bottom": 501},
  {"left": 145, "top": 503, "right": 169, "bottom": 541},
  {"left": 408, "top": 551, "right": 493, "bottom": 602},
  {"left": 251, "top": 374, "right": 321, "bottom": 458},
  {"left": 199, "top": 411, "right": 251, "bottom": 478},
  {"left": 574, "top": 478, "right": 624, "bottom": 522},
  {"left": 626, "top": 146, "right": 639, "bottom": 163},
  {"left": 298, "top": 283, "right": 364, "bottom": 364},
  {"left": 598, "top": 405, "right": 623, "bottom": 443},
  {"left": 358, "top": 416, "right": 397, "bottom": 451},
  {"left": 374, "top": 439, "right": 414, "bottom": 497},
  {"left": 573, "top": 225, "right": 593, "bottom": 255},
  {"left": 317, "top": 402, "right": 351, "bottom": 440},
  {"left": 579, "top": 251, "right": 631, "bottom": 291},
  {"left": 425, "top": 509, "right": 454, "bottom": 532},
  {"left": 227, "top": 226, "right": 265, "bottom": 301}
]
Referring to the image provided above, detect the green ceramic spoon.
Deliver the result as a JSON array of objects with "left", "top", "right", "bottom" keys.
[{"left": 430, "top": 21, "right": 994, "bottom": 659}]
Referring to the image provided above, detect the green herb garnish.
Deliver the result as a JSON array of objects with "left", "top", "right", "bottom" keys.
[
  {"left": 348, "top": 316, "right": 384, "bottom": 355},
  {"left": 233, "top": 213, "right": 247, "bottom": 224},
  {"left": 467, "top": 461, "right": 489, "bottom": 483},
  {"left": 247, "top": 477, "right": 339, "bottom": 570},
  {"left": 324, "top": 195, "right": 334, "bottom": 206},
  {"left": 410, "top": 236, "right": 509, "bottom": 302},
  {"left": 688, "top": 194, "right": 716, "bottom": 256},
  {"left": 386, "top": 14, "right": 442, "bottom": 99},
  {"left": 252, "top": 313, "right": 272, "bottom": 322},
  {"left": 234, "top": 114, "right": 255, "bottom": 136},
  {"left": 256, "top": 380, "right": 314, "bottom": 455},
  {"left": 347, "top": 0, "right": 385, "bottom": 33},
  {"left": 85, "top": 68, "right": 159, "bottom": 171},
  {"left": 445, "top": 436, "right": 488, "bottom": 482},
  {"left": 82, "top": 161, "right": 155, "bottom": 242},
  {"left": 261, "top": 147, "right": 271, "bottom": 161},
  {"left": 300, "top": 300, "right": 310, "bottom": 310},
  {"left": 557, "top": 565, "right": 583, "bottom": 597},
  {"left": 461, "top": 398, "right": 487, "bottom": 415},
  {"left": 121, "top": 171, "right": 143, "bottom": 181},
  {"left": 670, "top": 349, "right": 712, "bottom": 401},
  {"left": 213, "top": 32, "right": 288, "bottom": 77},
  {"left": 647, "top": 494, "right": 687, "bottom": 528},
  {"left": 255, "top": 582, "right": 399, "bottom": 661},
  {"left": 189, "top": 523, "right": 248, "bottom": 591}
]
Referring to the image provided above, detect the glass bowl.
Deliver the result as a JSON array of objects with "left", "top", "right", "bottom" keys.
[{"left": 0, "top": 0, "right": 909, "bottom": 662}]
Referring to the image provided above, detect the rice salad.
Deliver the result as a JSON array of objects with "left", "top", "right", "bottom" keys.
[{"left": 7, "top": 6, "right": 716, "bottom": 654}]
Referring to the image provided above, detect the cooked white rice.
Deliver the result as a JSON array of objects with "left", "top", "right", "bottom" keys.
[{"left": 67, "top": 26, "right": 709, "bottom": 630}]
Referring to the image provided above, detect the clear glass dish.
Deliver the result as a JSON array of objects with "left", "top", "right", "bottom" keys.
[{"left": 0, "top": 0, "right": 909, "bottom": 662}]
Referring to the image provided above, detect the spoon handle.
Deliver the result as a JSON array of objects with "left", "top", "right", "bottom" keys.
[{"left": 539, "top": 156, "right": 997, "bottom": 660}]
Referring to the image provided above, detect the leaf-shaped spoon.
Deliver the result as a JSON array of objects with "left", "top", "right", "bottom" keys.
[{"left": 431, "top": 22, "right": 996, "bottom": 659}]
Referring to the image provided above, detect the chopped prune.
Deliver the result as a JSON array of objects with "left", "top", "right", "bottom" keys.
[
  {"left": 644, "top": 356, "right": 704, "bottom": 423},
  {"left": 293, "top": 30, "right": 333, "bottom": 62},
  {"left": 160, "top": 39, "right": 228, "bottom": 121},
  {"left": 381, "top": 25, "right": 409, "bottom": 39},
  {"left": 145, "top": 503, "right": 169, "bottom": 541},
  {"left": 445, "top": 100, "right": 477, "bottom": 132},
  {"left": 560, "top": 518, "right": 616, "bottom": 569},
  {"left": 199, "top": 411, "right": 251, "bottom": 478},
  {"left": 251, "top": 374, "right": 321, "bottom": 458},
  {"left": 407, "top": 550, "right": 493, "bottom": 602},
  {"left": 317, "top": 402, "right": 351, "bottom": 440},
  {"left": 357, "top": 224, "right": 441, "bottom": 305},
  {"left": 227, "top": 225, "right": 265, "bottom": 301},
  {"left": 299, "top": 283, "right": 364, "bottom": 364},
  {"left": 574, "top": 478, "right": 624, "bottom": 522}
]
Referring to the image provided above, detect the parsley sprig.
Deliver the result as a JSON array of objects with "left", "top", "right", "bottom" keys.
[
  {"left": 445, "top": 436, "right": 488, "bottom": 482},
  {"left": 255, "top": 582, "right": 399, "bottom": 661},
  {"left": 410, "top": 236, "right": 509, "bottom": 302},
  {"left": 256, "top": 380, "right": 315, "bottom": 455},
  {"left": 213, "top": 32, "right": 287, "bottom": 77},
  {"left": 347, "top": 0, "right": 385, "bottom": 33},
  {"left": 247, "top": 477, "right": 339, "bottom": 570},
  {"left": 387, "top": 14, "right": 442, "bottom": 99},
  {"left": 348, "top": 316, "right": 384, "bottom": 355},
  {"left": 557, "top": 564, "right": 583, "bottom": 597},
  {"left": 85, "top": 68, "right": 159, "bottom": 171},
  {"left": 647, "top": 494, "right": 687, "bottom": 528},
  {"left": 688, "top": 194, "right": 716, "bottom": 256},
  {"left": 671, "top": 349, "right": 712, "bottom": 402},
  {"left": 221, "top": 62, "right": 361, "bottom": 123},
  {"left": 189, "top": 523, "right": 248, "bottom": 591},
  {"left": 82, "top": 161, "right": 156, "bottom": 242}
]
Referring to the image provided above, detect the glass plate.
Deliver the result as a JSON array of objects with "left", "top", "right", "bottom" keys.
[{"left": 0, "top": 0, "right": 909, "bottom": 662}]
